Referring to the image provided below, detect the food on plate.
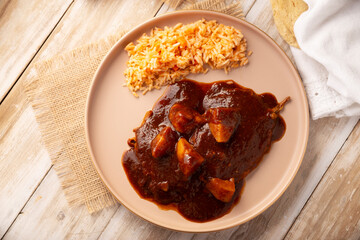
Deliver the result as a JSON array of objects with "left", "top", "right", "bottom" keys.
[
  {"left": 124, "top": 20, "right": 249, "bottom": 96},
  {"left": 122, "top": 79, "right": 289, "bottom": 222}
]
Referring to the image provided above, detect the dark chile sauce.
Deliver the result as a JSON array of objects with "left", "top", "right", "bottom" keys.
[{"left": 122, "top": 79, "right": 288, "bottom": 222}]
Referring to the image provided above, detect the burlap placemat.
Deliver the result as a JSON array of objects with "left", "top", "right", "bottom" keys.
[{"left": 24, "top": 0, "right": 244, "bottom": 213}]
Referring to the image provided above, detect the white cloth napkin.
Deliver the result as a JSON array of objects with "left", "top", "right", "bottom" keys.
[{"left": 291, "top": 0, "right": 360, "bottom": 119}]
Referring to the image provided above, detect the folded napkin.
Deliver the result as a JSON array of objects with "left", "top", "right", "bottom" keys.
[{"left": 291, "top": 0, "right": 360, "bottom": 119}]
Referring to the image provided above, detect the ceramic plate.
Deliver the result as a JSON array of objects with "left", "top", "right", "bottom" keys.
[{"left": 85, "top": 10, "right": 309, "bottom": 232}]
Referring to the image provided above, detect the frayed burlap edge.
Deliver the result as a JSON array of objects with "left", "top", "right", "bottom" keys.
[
  {"left": 168, "top": 0, "right": 244, "bottom": 19},
  {"left": 24, "top": 32, "right": 125, "bottom": 213}
]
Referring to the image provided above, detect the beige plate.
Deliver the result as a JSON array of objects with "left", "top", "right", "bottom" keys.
[{"left": 85, "top": 10, "right": 309, "bottom": 232}]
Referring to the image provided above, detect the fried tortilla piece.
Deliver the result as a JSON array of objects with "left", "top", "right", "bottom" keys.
[
  {"left": 207, "top": 107, "right": 241, "bottom": 143},
  {"left": 176, "top": 138, "right": 205, "bottom": 177},
  {"left": 169, "top": 103, "right": 206, "bottom": 134},
  {"left": 270, "top": 0, "right": 308, "bottom": 48},
  {"left": 151, "top": 126, "right": 177, "bottom": 158},
  {"left": 206, "top": 178, "right": 235, "bottom": 203}
]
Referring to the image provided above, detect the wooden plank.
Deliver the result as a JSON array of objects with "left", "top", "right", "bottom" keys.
[
  {"left": 0, "top": 0, "right": 74, "bottom": 102},
  {"left": 98, "top": 206, "right": 173, "bottom": 240},
  {"left": 0, "top": 0, "right": 163, "bottom": 238},
  {"left": 285, "top": 121, "right": 360, "bottom": 240},
  {"left": 0, "top": 86, "right": 51, "bottom": 238},
  {"left": 3, "top": 169, "right": 119, "bottom": 240},
  {"left": 34, "top": 0, "right": 162, "bottom": 58}
]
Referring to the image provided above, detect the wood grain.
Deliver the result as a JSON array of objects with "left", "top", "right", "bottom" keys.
[
  {"left": 98, "top": 206, "right": 173, "bottom": 240},
  {"left": 35, "top": 0, "right": 162, "bottom": 59},
  {"left": 0, "top": 0, "right": 163, "bottom": 238},
  {"left": 3, "top": 169, "right": 119, "bottom": 240},
  {"left": 285, "top": 120, "right": 360, "bottom": 240},
  {"left": 0, "top": 86, "right": 51, "bottom": 238},
  {"left": 0, "top": 0, "right": 73, "bottom": 102}
]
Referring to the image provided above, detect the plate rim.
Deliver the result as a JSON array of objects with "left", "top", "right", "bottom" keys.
[{"left": 85, "top": 9, "right": 309, "bottom": 232}]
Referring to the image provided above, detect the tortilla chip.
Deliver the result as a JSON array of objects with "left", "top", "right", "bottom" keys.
[{"left": 270, "top": 0, "right": 308, "bottom": 48}]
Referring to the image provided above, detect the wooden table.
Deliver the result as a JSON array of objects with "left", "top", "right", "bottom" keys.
[{"left": 1, "top": 0, "right": 359, "bottom": 239}]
